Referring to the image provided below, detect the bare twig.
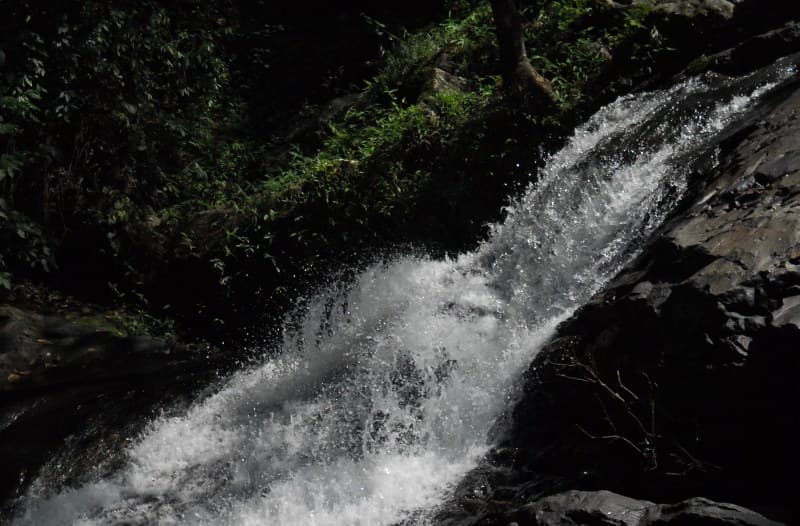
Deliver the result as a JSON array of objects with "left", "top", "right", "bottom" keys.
[
  {"left": 570, "top": 361, "right": 626, "bottom": 405},
  {"left": 576, "top": 424, "right": 644, "bottom": 457},
  {"left": 557, "top": 355, "right": 662, "bottom": 470},
  {"left": 617, "top": 369, "right": 640, "bottom": 401},
  {"left": 555, "top": 373, "right": 596, "bottom": 384},
  {"left": 594, "top": 393, "right": 619, "bottom": 434}
]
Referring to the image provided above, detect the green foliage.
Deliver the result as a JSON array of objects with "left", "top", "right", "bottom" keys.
[
  {"left": 0, "top": 199, "right": 54, "bottom": 287},
  {"left": 366, "top": 5, "right": 496, "bottom": 98},
  {"left": 0, "top": 0, "right": 673, "bottom": 335},
  {"left": 286, "top": 85, "right": 490, "bottom": 214},
  {"left": 527, "top": 0, "right": 660, "bottom": 109},
  {"left": 154, "top": 0, "right": 668, "bottom": 312},
  {"left": 0, "top": 1, "right": 245, "bottom": 290}
]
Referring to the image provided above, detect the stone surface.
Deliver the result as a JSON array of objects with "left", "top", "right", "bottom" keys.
[
  {"left": 506, "top": 69, "right": 800, "bottom": 523},
  {"left": 433, "top": 49, "right": 800, "bottom": 526},
  {"left": 0, "top": 305, "right": 218, "bottom": 394},
  {"left": 429, "top": 67, "right": 467, "bottom": 93},
  {"left": 650, "top": 0, "right": 736, "bottom": 20},
  {"left": 0, "top": 304, "right": 225, "bottom": 519},
  {"left": 512, "top": 490, "right": 653, "bottom": 526},
  {"left": 506, "top": 491, "right": 784, "bottom": 526},
  {"left": 648, "top": 497, "right": 785, "bottom": 526}
]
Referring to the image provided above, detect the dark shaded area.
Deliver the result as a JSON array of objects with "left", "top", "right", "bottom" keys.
[
  {"left": 233, "top": 1, "right": 449, "bottom": 134},
  {"left": 0, "top": 0, "right": 451, "bottom": 341},
  {"left": 0, "top": 304, "right": 231, "bottom": 520},
  {"left": 580, "top": 0, "right": 800, "bottom": 111},
  {"left": 434, "top": 53, "right": 800, "bottom": 526}
]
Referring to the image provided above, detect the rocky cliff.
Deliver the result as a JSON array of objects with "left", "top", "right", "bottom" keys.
[{"left": 435, "top": 47, "right": 800, "bottom": 526}]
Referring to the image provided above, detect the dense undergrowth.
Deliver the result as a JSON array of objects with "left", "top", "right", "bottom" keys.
[{"left": 0, "top": 0, "right": 677, "bottom": 338}]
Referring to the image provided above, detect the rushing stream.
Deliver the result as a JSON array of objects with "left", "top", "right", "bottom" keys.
[{"left": 13, "top": 63, "right": 794, "bottom": 525}]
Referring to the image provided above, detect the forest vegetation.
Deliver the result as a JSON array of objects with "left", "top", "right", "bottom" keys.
[
  {"left": 0, "top": 0, "right": 746, "bottom": 339},
  {"left": 3, "top": 1, "right": 800, "bottom": 523}
]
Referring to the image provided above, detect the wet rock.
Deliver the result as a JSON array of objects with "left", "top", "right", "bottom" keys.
[
  {"left": 0, "top": 304, "right": 224, "bottom": 517},
  {"left": 506, "top": 491, "right": 784, "bottom": 526},
  {"left": 0, "top": 304, "right": 218, "bottom": 395},
  {"left": 770, "top": 295, "right": 800, "bottom": 329},
  {"left": 515, "top": 71, "right": 800, "bottom": 521},
  {"left": 434, "top": 55, "right": 800, "bottom": 526},
  {"left": 511, "top": 490, "right": 653, "bottom": 526},
  {"left": 648, "top": 497, "right": 785, "bottom": 526}
]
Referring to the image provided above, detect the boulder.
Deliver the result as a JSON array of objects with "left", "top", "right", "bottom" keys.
[
  {"left": 0, "top": 304, "right": 218, "bottom": 395},
  {"left": 511, "top": 490, "right": 654, "bottom": 526},
  {"left": 0, "top": 304, "right": 224, "bottom": 518},
  {"left": 648, "top": 497, "right": 785, "bottom": 526},
  {"left": 507, "top": 491, "right": 783, "bottom": 526},
  {"left": 649, "top": 0, "right": 736, "bottom": 20}
]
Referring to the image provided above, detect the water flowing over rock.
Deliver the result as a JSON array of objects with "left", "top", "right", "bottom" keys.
[
  {"left": 435, "top": 58, "right": 800, "bottom": 526},
  {"left": 7, "top": 48, "right": 796, "bottom": 525},
  {"left": 0, "top": 305, "right": 224, "bottom": 514}
]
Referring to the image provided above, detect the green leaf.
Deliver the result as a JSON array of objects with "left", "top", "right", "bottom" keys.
[
  {"left": 0, "top": 123, "right": 19, "bottom": 135},
  {"left": 0, "top": 154, "right": 23, "bottom": 180}
]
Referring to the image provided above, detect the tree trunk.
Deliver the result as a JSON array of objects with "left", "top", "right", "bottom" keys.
[{"left": 489, "top": 0, "right": 556, "bottom": 104}]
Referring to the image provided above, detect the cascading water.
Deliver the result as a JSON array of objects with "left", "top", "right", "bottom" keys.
[{"left": 13, "top": 62, "right": 795, "bottom": 526}]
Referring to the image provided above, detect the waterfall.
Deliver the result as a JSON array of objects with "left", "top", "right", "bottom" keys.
[{"left": 13, "top": 62, "right": 794, "bottom": 526}]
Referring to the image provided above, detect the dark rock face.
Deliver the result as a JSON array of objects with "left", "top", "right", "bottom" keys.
[
  {"left": 501, "top": 67, "right": 800, "bottom": 523},
  {"left": 432, "top": 48, "right": 800, "bottom": 526},
  {"left": 625, "top": 0, "right": 800, "bottom": 92},
  {"left": 0, "top": 305, "right": 224, "bottom": 519},
  {"left": 511, "top": 490, "right": 654, "bottom": 526},
  {"left": 0, "top": 305, "right": 210, "bottom": 395},
  {"left": 502, "top": 76, "right": 800, "bottom": 524},
  {"left": 507, "top": 490, "right": 783, "bottom": 526},
  {"left": 685, "top": 21, "right": 800, "bottom": 77},
  {"left": 644, "top": 0, "right": 800, "bottom": 40}
]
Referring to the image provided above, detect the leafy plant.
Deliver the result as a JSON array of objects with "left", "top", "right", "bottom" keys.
[{"left": 0, "top": 0, "right": 676, "bottom": 336}]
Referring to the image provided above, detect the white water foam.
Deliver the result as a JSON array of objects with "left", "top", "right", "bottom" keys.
[{"left": 13, "top": 65, "right": 793, "bottom": 526}]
